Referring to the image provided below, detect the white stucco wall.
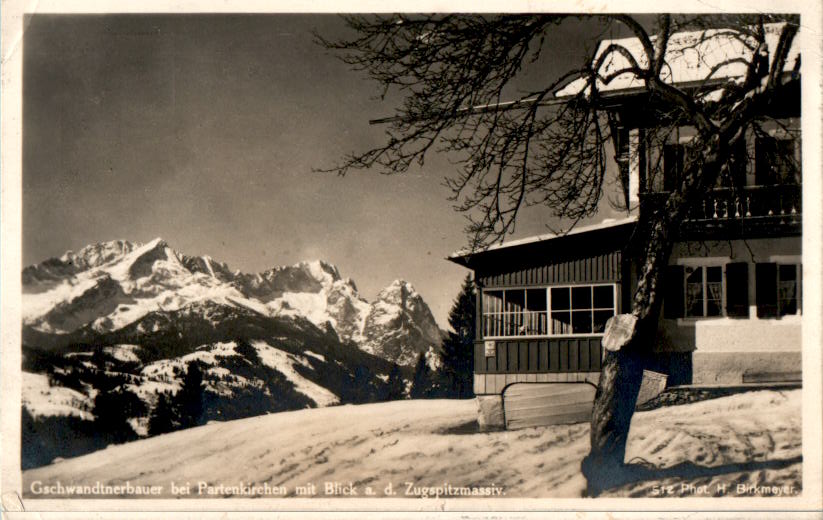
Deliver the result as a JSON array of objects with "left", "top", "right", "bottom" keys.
[
  {"left": 661, "top": 237, "right": 802, "bottom": 384},
  {"left": 692, "top": 316, "right": 800, "bottom": 352}
]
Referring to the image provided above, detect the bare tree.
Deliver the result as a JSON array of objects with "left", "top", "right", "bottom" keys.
[{"left": 317, "top": 14, "right": 800, "bottom": 495}]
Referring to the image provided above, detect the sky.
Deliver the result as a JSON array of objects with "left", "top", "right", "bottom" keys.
[{"left": 22, "top": 14, "right": 631, "bottom": 327}]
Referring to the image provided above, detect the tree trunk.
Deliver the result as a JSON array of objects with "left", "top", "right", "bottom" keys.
[
  {"left": 581, "top": 197, "right": 683, "bottom": 496},
  {"left": 581, "top": 127, "right": 738, "bottom": 496},
  {"left": 581, "top": 313, "right": 659, "bottom": 496}
]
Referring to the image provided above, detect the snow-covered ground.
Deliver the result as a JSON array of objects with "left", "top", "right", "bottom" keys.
[
  {"left": 251, "top": 340, "right": 339, "bottom": 406},
  {"left": 22, "top": 372, "right": 93, "bottom": 421},
  {"left": 23, "top": 389, "right": 801, "bottom": 498}
]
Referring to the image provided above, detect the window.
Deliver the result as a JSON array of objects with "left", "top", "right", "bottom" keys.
[
  {"left": 756, "top": 263, "right": 802, "bottom": 318},
  {"left": 755, "top": 136, "right": 800, "bottom": 185},
  {"left": 778, "top": 265, "right": 799, "bottom": 315},
  {"left": 663, "top": 143, "right": 686, "bottom": 192},
  {"left": 482, "top": 288, "right": 548, "bottom": 337},
  {"left": 719, "top": 138, "right": 748, "bottom": 189},
  {"left": 551, "top": 285, "right": 616, "bottom": 334},
  {"left": 685, "top": 266, "right": 723, "bottom": 317},
  {"left": 664, "top": 263, "right": 745, "bottom": 319},
  {"left": 664, "top": 261, "right": 801, "bottom": 320},
  {"left": 482, "top": 284, "right": 616, "bottom": 338}
]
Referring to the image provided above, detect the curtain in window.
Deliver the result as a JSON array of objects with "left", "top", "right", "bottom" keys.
[
  {"left": 685, "top": 267, "right": 703, "bottom": 317},
  {"left": 778, "top": 265, "right": 798, "bottom": 316}
]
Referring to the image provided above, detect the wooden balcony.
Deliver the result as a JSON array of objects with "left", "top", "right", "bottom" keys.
[{"left": 639, "top": 184, "right": 802, "bottom": 238}]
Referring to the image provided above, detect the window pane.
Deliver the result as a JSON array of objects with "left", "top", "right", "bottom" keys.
[
  {"left": 551, "top": 311, "right": 572, "bottom": 335},
  {"left": 593, "top": 310, "right": 614, "bottom": 333},
  {"left": 507, "top": 310, "right": 524, "bottom": 336},
  {"left": 685, "top": 267, "right": 703, "bottom": 317},
  {"left": 524, "top": 289, "right": 548, "bottom": 335},
  {"left": 526, "top": 289, "right": 547, "bottom": 312},
  {"left": 756, "top": 263, "right": 778, "bottom": 318},
  {"left": 551, "top": 287, "right": 570, "bottom": 311},
  {"left": 705, "top": 266, "right": 722, "bottom": 317},
  {"left": 483, "top": 315, "right": 496, "bottom": 337},
  {"left": 572, "top": 310, "right": 593, "bottom": 333},
  {"left": 571, "top": 286, "right": 592, "bottom": 310},
  {"left": 778, "top": 264, "right": 798, "bottom": 316},
  {"left": 756, "top": 137, "right": 799, "bottom": 185},
  {"left": 593, "top": 285, "right": 614, "bottom": 309},
  {"left": 776, "top": 139, "right": 799, "bottom": 184},
  {"left": 484, "top": 314, "right": 503, "bottom": 337},
  {"left": 664, "top": 143, "right": 684, "bottom": 191},
  {"left": 521, "top": 308, "right": 547, "bottom": 335},
  {"left": 484, "top": 291, "right": 503, "bottom": 314},
  {"left": 706, "top": 287, "right": 722, "bottom": 316},
  {"left": 779, "top": 264, "right": 797, "bottom": 282},
  {"left": 505, "top": 290, "right": 525, "bottom": 313}
]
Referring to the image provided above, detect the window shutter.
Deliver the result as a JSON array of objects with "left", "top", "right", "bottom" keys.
[
  {"left": 756, "top": 263, "right": 778, "bottom": 318},
  {"left": 725, "top": 262, "right": 749, "bottom": 318},
  {"left": 663, "top": 265, "right": 685, "bottom": 319}
]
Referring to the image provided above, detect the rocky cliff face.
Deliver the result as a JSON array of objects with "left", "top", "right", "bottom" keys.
[{"left": 359, "top": 280, "right": 444, "bottom": 366}]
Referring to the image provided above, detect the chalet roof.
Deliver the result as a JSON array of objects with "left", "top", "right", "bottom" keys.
[
  {"left": 555, "top": 22, "right": 800, "bottom": 99},
  {"left": 447, "top": 216, "right": 637, "bottom": 268}
]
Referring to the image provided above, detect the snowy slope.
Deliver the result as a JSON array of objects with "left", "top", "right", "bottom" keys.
[
  {"left": 22, "top": 389, "right": 802, "bottom": 499},
  {"left": 250, "top": 340, "right": 339, "bottom": 406},
  {"left": 22, "top": 372, "right": 93, "bottom": 421}
]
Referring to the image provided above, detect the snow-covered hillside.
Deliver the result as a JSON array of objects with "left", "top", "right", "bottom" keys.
[
  {"left": 23, "top": 389, "right": 802, "bottom": 499},
  {"left": 22, "top": 372, "right": 93, "bottom": 421}
]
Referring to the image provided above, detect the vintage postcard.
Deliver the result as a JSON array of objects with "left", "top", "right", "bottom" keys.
[{"left": 1, "top": 1, "right": 821, "bottom": 518}]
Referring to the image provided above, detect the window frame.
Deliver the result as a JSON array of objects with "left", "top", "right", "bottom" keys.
[
  {"left": 683, "top": 265, "right": 725, "bottom": 318},
  {"left": 481, "top": 283, "right": 618, "bottom": 340},
  {"left": 670, "top": 257, "right": 803, "bottom": 321},
  {"left": 776, "top": 263, "right": 801, "bottom": 316},
  {"left": 674, "top": 258, "right": 728, "bottom": 321},
  {"left": 755, "top": 133, "right": 801, "bottom": 186},
  {"left": 768, "top": 259, "right": 802, "bottom": 318}
]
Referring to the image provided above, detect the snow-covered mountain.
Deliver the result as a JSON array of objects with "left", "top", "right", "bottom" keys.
[
  {"left": 21, "top": 238, "right": 445, "bottom": 468},
  {"left": 360, "top": 280, "right": 446, "bottom": 366},
  {"left": 23, "top": 238, "right": 443, "bottom": 365}
]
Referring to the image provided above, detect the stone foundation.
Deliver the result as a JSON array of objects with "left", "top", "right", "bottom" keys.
[
  {"left": 475, "top": 395, "right": 505, "bottom": 431},
  {"left": 692, "top": 350, "right": 801, "bottom": 385}
]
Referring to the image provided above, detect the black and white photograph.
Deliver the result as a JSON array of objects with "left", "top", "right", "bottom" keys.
[{"left": 1, "top": 2, "right": 821, "bottom": 516}]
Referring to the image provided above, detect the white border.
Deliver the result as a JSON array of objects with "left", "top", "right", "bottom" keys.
[{"left": 2, "top": 1, "right": 821, "bottom": 518}]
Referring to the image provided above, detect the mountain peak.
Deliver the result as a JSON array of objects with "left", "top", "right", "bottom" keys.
[
  {"left": 60, "top": 239, "right": 139, "bottom": 270},
  {"left": 297, "top": 260, "right": 341, "bottom": 283},
  {"left": 377, "top": 279, "right": 419, "bottom": 302},
  {"left": 361, "top": 279, "right": 443, "bottom": 366},
  {"left": 143, "top": 237, "right": 167, "bottom": 250}
]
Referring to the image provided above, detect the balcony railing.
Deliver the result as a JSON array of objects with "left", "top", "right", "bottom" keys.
[{"left": 640, "top": 184, "right": 802, "bottom": 234}]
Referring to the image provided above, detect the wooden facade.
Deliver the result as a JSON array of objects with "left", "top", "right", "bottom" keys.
[
  {"left": 477, "top": 250, "right": 623, "bottom": 288},
  {"left": 476, "top": 337, "right": 604, "bottom": 374},
  {"left": 451, "top": 219, "right": 635, "bottom": 395}
]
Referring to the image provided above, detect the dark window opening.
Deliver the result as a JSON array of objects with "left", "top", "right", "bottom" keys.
[
  {"left": 755, "top": 136, "right": 799, "bottom": 186},
  {"left": 663, "top": 142, "right": 686, "bottom": 192}
]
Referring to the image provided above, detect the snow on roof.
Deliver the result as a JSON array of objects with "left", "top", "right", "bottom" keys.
[
  {"left": 448, "top": 215, "right": 637, "bottom": 261},
  {"left": 555, "top": 22, "right": 800, "bottom": 98}
]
